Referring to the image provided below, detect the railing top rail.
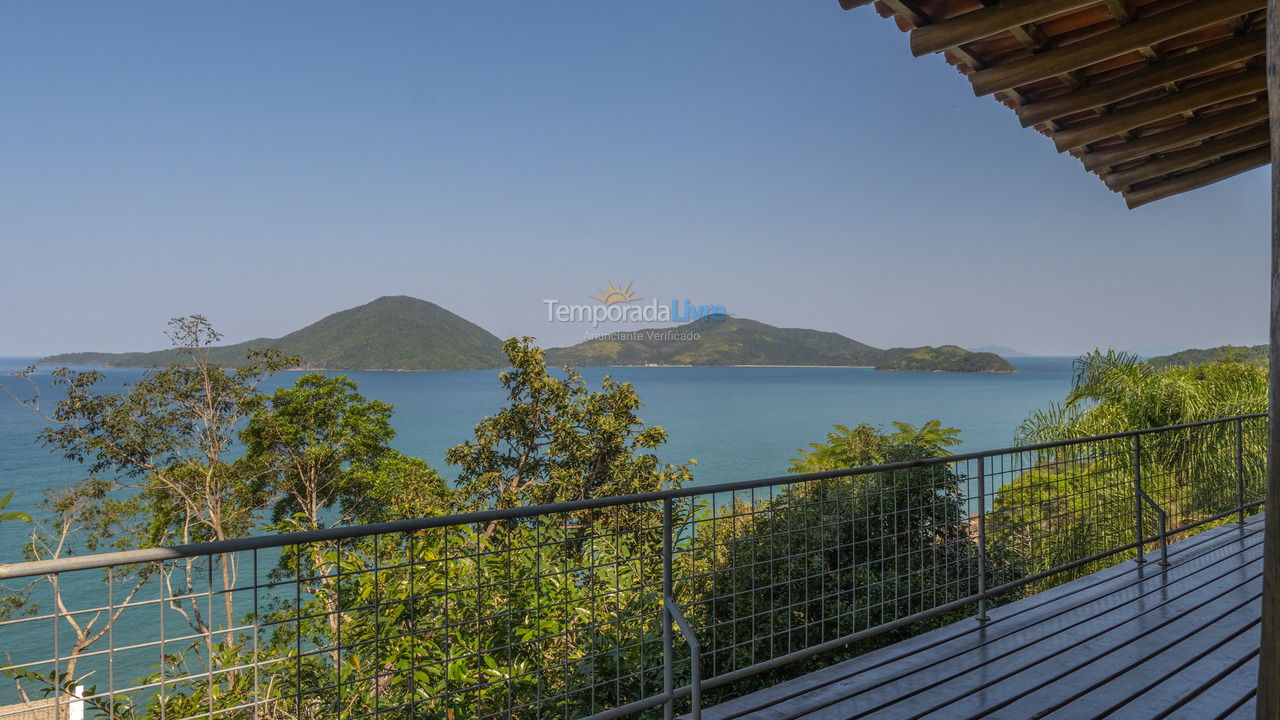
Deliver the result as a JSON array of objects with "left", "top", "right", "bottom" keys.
[{"left": 0, "top": 412, "right": 1264, "bottom": 580}]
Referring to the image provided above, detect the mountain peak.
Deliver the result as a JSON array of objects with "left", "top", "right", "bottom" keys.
[{"left": 41, "top": 296, "right": 506, "bottom": 371}]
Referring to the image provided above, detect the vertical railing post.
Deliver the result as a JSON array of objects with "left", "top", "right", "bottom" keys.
[
  {"left": 1134, "top": 434, "right": 1145, "bottom": 565},
  {"left": 976, "top": 456, "right": 988, "bottom": 623},
  {"left": 1237, "top": 417, "right": 1247, "bottom": 525},
  {"left": 662, "top": 497, "right": 674, "bottom": 720}
]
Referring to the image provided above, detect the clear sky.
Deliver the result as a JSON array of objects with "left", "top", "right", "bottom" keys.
[{"left": 1, "top": 1, "right": 1269, "bottom": 357}]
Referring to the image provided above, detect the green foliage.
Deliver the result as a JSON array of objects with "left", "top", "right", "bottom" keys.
[
  {"left": 41, "top": 296, "right": 508, "bottom": 372},
  {"left": 544, "top": 316, "right": 1016, "bottom": 372},
  {"left": 0, "top": 491, "right": 30, "bottom": 524},
  {"left": 991, "top": 351, "right": 1266, "bottom": 591},
  {"left": 1017, "top": 349, "right": 1265, "bottom": 444},
  {"left": 790, "top": 423, "right": 891, "bottom": 473},
  {"left": 875, "top": 345, "right": 1015, "bottom": 373},
  {"left": 1146, "top": 344, "right": 1268, "bottom": 369},
  {"left": 789, "top": 419, "right": 961, "bottom": 473},
  {"left": 243, "top": 373, "right": 403, "bottom": 527},
  {"left": 697, "top": 432, "right": 1020, "bottom": 699},
  {"left": 28, "top": 316, "right": 297, "bottom": 547},
  {"left": 448, "top": 337, "right": 693, "bottom": 511},
  {"left": 987, "top": 459, "right": 1135, "bottom": 588},
  {"left": 887, "top": 420, "right": 963, "bottom": 455}
]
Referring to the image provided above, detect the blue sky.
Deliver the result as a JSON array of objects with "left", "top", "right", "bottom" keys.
[{"left": 0, "top": 1, "right": 1269, "bottom": 356}]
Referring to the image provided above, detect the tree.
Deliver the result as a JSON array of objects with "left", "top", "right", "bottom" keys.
[
  {"left": 447, "top": 337, "right": 693, "bottom": 512},
  {"left": 242, "top": 373, "right": 452, "bottom": 698},
  {"left": 887, "top": 420, "right": 962, "bottom": 455},
  {"left": 788, "top": 419, "right": 961, "bottom": 473},
  {"left": 243, "top": 373, "right": 400, "bottom": 529},
  {"left": 0, "top": 479, "right": 156, "bottom": 705},
  {"left": 788, "top": 423, "right": 888, "bottom": 473},
  {"left": 245, "top": 340, "right": 694, "bottom": 719},
  {"left": 1017, "top": 349, "right": 1265, "bottom": 443},
  {"left": 989, "top": 351, "right": 1267, "bottom": 592},
  {"left": 1, "top": 316, "right": 296, "bottom": 707},
  {"left": 697, "top": 424, "right": 1015, "bottom": 700}
]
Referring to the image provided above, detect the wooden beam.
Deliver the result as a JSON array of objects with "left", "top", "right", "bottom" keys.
[
  {"left": 1080, "top": 101, "right": 1269, "bottom": 170},
  {"left": 837, "top": 0, "right": 874, "bottom": 9},
  {"left": 879, "top": 0, "right": 926, "bottom": 26},
  {"left": 1258, "top": 0, "right": 1280, "bottom": 714},
  {"left": 910, "top": 0, "right": 1098, "bottom": 57},
  {"left": 1103, "top": 125, "right": 1269, "bottom": 190},
  {"left": 1123, "top": 146, "right": 1269, "bottom": 207},
  {"left": 1051, "top": 68, "right": 1266, "bottom": 151},
  {"left": 967, "top": 0, "right": 1266, "bottom": 96},
  {"left": 1016, "top": 31, "right": 1265, "bottom": 128},
  {"left": 1101, "top": 0, "right": 1134, "bottom": 24}
]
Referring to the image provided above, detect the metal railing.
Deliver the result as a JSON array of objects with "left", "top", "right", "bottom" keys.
[{"left": 0, "top": 414, "right": 1267, "bottom": 720}]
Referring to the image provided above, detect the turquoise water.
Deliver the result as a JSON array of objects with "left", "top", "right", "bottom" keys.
[
  {"left": 0, "top": 355, "right": 1074, "bottom": 698},
  {"left": 0, "top": 355, "right": 1074, "bottom": 563}
]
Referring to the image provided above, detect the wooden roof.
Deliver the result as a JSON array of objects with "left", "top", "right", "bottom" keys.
[{"left": 841, "top": 0, "right": 1270, "bottom": 208}]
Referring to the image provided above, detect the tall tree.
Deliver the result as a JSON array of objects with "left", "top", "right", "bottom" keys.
[
  {"left": 1017, "top": 349, "right": 1266, "bottom": 443},
  {"left": 244, "top": 373, "right": 398, "bottom": 529},
  {"left": 1, "top": 316, "right": 296, "bottom": 701},
  {"left": 447, "top": 337, "right": 692, "bottom": 512}
]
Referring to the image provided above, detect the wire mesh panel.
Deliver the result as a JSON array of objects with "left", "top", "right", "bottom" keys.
[{"left": 0, "top": 415, "right": 1267, "bottom": 720}]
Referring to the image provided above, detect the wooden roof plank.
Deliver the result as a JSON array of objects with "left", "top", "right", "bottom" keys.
[
  {"left": 909, "top": 0, "right": 1099, "bottom": 56},
  {"left": 967, "top": 0, "right": 1266, "bottom": 96},
  {"left": 1016, "top": 30, "right": 1265, "bottom": 127},
  {"left": 1104, "top": 125, "right": 1270, "bottom": 190},
  {"left": 1124, "top": 146, "right": 1270, "bottom": 207},
  {"left": 839, "top": 0, "right": 1272, "bottom": 204},
  {"left": 1051, "top": 68, "right": 1266, "bottom": 151},
  {"left": 1079, "top": 101, "right": 1269, "bottom": 170}
]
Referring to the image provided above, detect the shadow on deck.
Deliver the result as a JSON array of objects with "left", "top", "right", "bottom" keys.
[{"left": 697, "top": 512, "right": 1264, "bottom": 719}]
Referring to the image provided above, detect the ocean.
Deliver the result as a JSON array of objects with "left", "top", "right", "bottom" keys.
[
  {"left": 0, "top": 355, "right": 1075, "bottom": 563},
  {"left": 0, "top": 355, "right": 1075, "bottom": 699}
]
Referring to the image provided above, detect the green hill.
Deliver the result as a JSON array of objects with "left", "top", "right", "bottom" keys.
[
  {"left": 544, "top": 316, "right": 1015, "bottom": 373},
  {"left": 877, "top": 345, "right": 1016, "bottom": 372},
  {"left": 1146, "top": 344, "right": 1267, "bottom": 368},
  {"left": 42, "top": 296, "right": 507, "bottom": 371}
]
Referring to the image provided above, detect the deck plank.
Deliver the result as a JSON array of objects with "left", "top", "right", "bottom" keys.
[
  {"left": 794, "top": 529, "right": 1263, "bottom": 719},
  {"left": 874, "top": 556, "right": 1262, "bottom": 718},
  {"left": 1036, "top": 600, "right": 1260, "bottom": 718},
  {"left": 693, "top": 515, "right": 1264, "bottom": 720},
  {"left": 701, "top": 516, "right": 1263, "bottom": 720},
  {"left": 1165, "top": 653, "right": 1260, "bottom": 720}
]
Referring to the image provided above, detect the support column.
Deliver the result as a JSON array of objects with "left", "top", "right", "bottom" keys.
[{"left": 1258, "top": 2, "right": 1280, "bottom": 716}]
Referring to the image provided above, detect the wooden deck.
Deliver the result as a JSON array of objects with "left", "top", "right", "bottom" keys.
[{"left": 699, "top": 512, "right": 1265, "bottom": 720}]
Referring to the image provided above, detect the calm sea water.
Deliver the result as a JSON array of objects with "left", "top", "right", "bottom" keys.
[
  {"left": 0, "top": 355, "right": 1074, "bottom": 563},
  {"left": 0, "top": 355, "right": 1074, "bottom": 696}
]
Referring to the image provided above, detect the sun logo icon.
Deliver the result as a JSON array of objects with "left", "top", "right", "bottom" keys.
[{"left": 591, "top": 281, "right": 641, "bottom": 305}]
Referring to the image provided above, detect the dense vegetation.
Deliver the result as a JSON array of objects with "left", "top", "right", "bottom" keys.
[
  {"left": 1146, "top": 343, "right": 1267, "bottom": 368},
  {"left": 545, "top": 316, "right": 1016, "bottom": 372},
  {"left": 987, "top": 350, "right": 1266, "bottom": 589},
  {"left": 40, "top": 296, "right": 507, "bottom": 371},
  {"left": 875, "top": 344, "right": 1015, "bottom": 373},
  {"left": 1, "top": 336, "right": 1260, "bottom": 718}
]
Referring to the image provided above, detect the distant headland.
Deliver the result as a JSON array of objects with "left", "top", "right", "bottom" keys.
[{"left": 41, "top": 296, "right": 1017, "bottom": 374}]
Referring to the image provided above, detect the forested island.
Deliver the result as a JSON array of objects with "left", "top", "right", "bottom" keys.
[
  {"left": 546, "top": 316, "right": 1017, "bottom": 372},
  {"left": 1146, "top": 344, "right": 1267, "bottom": 368},
  {"left": 40, "top": 296, "right": 1015, "bottom": 373},
  {"left": 40, "top": 296, "right": 508, "bottom": 371}
]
